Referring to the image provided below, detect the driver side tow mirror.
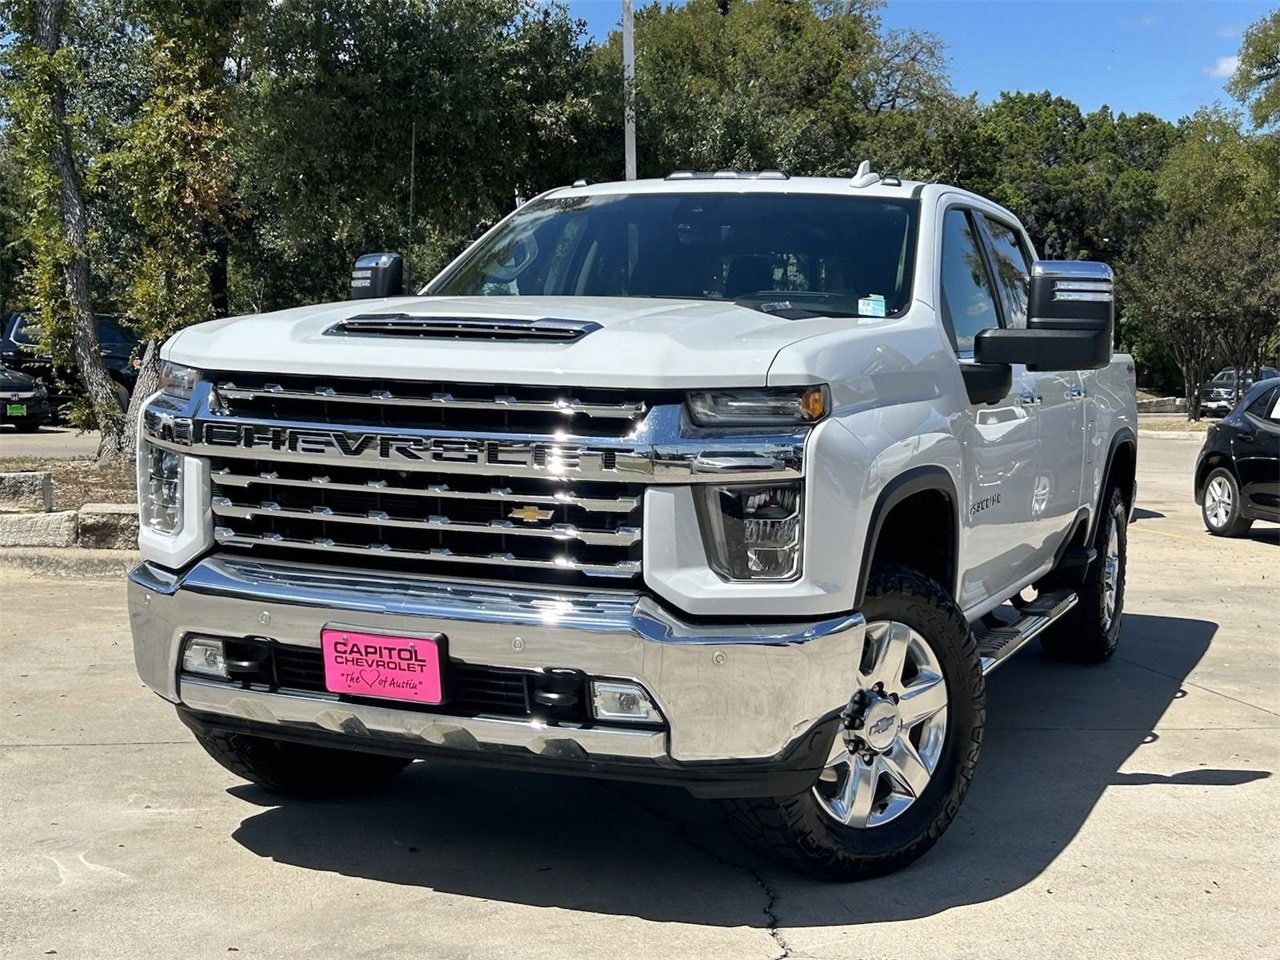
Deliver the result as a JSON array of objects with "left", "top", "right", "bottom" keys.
[
  {"left": 972, "top": 261, "right": 1114, "bottom": 379},
  {"left": 350, "top": 252, "right": 405, "bottom": 300}
]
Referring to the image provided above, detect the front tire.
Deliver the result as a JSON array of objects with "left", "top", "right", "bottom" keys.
[
  {"left": 720, "top": 563, "right": 984, "bottom": 881},
  {"left": 191, "top": 727, "right": 411, "bottom": 798},
  {"left": 1202, "top": 468, "right": 1252, "bottom": 537},
  {"left": 1041, "top": 485, "right": 1127, "bottom": 663}
]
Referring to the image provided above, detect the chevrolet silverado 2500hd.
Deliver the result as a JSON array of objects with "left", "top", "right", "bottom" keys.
[{"left": 129, "top": 166, "right": 1137, "bottom": 880}]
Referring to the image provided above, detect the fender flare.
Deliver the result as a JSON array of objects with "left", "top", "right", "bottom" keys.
[
  {"left": 1092, "top": 426, "right": 1137, "bottom": 539},
  {"left": 854, "top": 465, "right": 960, "bottom": 608}
]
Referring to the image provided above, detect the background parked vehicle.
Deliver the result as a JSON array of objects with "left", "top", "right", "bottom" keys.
[
  {"left": 0, "top": 312, "right": 140, "bottom": 417},
  {"left": 1200, "top": 366, "right": 1280, "bottom": 417},
  {"left": 1195, "top": 377, "right": 1280, "bottom": 536},
  {"left": 0, "top": 363, "right": 53, "bottom": 432}
]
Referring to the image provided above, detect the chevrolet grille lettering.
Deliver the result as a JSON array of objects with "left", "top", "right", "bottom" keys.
[{"left": 195, "top": 423, "right": 621, "bottom": 475}]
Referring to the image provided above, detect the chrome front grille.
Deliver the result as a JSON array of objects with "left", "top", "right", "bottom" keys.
[
  {"left": 205, "top": 372, "right": 652, "bottom": 583},
  {"left": 211, "top": 371, "right": 656, "bottom": 436},
  {"left": 141, "top": 370, "right": 810, "bottom": 585}
]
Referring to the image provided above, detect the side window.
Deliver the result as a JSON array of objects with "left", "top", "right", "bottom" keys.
[
  {"left": 983, "top": 217, "right": 1032, "bottom": 329},
  {"left": 1246, "top": 387, "right": 1277, "bottom": 420},
  {"left": 939, "top": 208, "right": 1001, "bottom": 355}
]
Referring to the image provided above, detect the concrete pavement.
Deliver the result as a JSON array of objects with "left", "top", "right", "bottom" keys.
[
  {"left": 0, "top": 435, "right": 1276, "bottom": 960},
  {"left": 0, "top": 426, "right": 100, "bottom": 459}
]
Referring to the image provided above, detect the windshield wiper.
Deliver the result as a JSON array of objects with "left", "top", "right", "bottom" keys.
[{"left": 735, "top": 298, "right": 862, "bottom": 320}]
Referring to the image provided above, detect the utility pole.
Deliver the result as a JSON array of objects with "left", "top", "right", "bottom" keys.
[
  {"left": 406, "top": 119, "right": 417, "bottom": 290},
  {"left": 622, "top": 0, "right": 636, "bottom": 180}
]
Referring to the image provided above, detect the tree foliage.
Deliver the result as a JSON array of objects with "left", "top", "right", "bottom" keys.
[
  {"left": 0, "top": 0, "right": 1276, "bottom": 440},
  {"left": 1229, "top": 9, "right": 1280, "bottom": 130}
]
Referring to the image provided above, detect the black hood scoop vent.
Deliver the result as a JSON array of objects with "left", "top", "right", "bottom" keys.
[{"left": 328, "top": 314, "right": 601, "bottom": 343}]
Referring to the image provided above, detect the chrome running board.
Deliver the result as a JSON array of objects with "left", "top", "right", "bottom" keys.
[{"left": 975, "top": 590, "right": 1078, "bottom": 675}]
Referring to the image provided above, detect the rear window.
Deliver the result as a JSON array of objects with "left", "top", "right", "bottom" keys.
[{"left": 430, "top": 192, "right": 920, "bottom": 318}]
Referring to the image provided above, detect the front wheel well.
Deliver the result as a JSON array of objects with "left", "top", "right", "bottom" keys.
[
  {"left": 858, "top": 483, "right": 957, "bottom": 606},
  {"left": 1194, "top": 452, "right": 1234, "bottom": 501},
  {"left": 1107, "top": 439, "right": 1137, "bottom": 514}
]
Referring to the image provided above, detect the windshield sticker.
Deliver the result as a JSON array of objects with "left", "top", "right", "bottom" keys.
[{"left": 858, "top": 294, "right": 887, "bottom": 318}]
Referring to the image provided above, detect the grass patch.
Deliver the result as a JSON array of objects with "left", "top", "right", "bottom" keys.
[{"left": 0, "top": 456, "right": 136, "bottom": 509}]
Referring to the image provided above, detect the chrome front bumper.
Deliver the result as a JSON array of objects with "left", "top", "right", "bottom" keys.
[{"left": 129, "top": 556, "right": 864, "bottom": 791}]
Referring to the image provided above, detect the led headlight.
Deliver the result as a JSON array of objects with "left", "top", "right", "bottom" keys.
[
  {"left": 158, "top": 361, "right": 200, "bottom": 401},
  {"left": 139, "top": 440, "right": 184, "bottom": 535},
  {"left": 696, "top": 482, "right": 803, "bottom": 580},
  {"left": 687, "top": 386, "right": 828, "bottom": 427},
  {"left": 33, "top": 383, "right": 47, "bottom": 399}
]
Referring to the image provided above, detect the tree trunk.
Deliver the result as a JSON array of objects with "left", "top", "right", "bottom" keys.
[
  {"left": 123, "top": 339, "right": 162, "bottom": 458},
  {"left": 35, "top": 0, "right": 127, "bottom": 465}
]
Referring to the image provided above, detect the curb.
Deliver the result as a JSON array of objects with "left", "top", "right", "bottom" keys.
[
  {"left": 0, "top": 510, "right": 78, "bottom": 547},
  {"left": 0, "top": 546, "right": 139, "bottom": 579},
  {"left": 1137, "top": 430, "right": 1208, "bottom": 441}
]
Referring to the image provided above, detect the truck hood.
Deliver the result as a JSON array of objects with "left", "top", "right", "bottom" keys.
[{"left": 164, "top": 296, "right": 854, "bottom": 389}]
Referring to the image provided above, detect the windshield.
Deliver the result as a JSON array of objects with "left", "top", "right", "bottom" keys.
[
  {"left": 9, "top": 314, "right": 136, "bottom": 347},
  {"left": 429, "top": 192, "right": 919, "bottom": 318}
]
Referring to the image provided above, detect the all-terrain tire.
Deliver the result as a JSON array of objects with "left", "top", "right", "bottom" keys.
[
  {"left": 1041, "top": 485, "right": 1127, "bottom": 663},
  {"left": 191, "top": 727, "right": 411, "bottom": 798},
  {"left": 720, "top": 563, "right": 985, "bottom": 881}
]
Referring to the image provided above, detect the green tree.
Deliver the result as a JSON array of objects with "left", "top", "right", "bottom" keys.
[
  {"left": 1, "top": 0, "right": 129, "bottom": 461},
  {"left": 587, "top": 0, "right": 955, "bottom": 180},
  {"left": 1228, "top": 9, "right": 1280, "bottom": 129},
  {"left": 235, "top": 0, "right": 596, "bottom": 309},
  {"left": 113, "top": 0, "right": 247, "bottom": 445}
]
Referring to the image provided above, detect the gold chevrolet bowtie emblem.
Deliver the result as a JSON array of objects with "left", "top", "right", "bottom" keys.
[{"left": 509, "top": 506, "right": 554, "bottom": 523}]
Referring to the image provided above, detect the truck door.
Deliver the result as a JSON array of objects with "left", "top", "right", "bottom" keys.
[
  {"left": 978, "top": 216, "right": 1086, "bottom": 547},
  {"left": 937, "top": 206, "right": 1041, "bottom": 612},
  {"left": 1235, "top": 386, "right": 1280, "bottom": 519}
]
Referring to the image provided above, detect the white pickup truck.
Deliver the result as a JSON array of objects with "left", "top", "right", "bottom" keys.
[{"left": 129, "top": 166, "right": 1137, "bottom": 880}]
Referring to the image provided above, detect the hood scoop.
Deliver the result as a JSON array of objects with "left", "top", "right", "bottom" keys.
[{"left": 328, "top": 314, "right": 602, "bottom": 343}]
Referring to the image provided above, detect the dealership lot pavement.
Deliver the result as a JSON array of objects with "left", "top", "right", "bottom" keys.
[
  {"left": 0, "top": 426, "right": 100, "bottom": 459},
  {"left": 1, "top": 435, "right": 1276, "bottom": 960}
]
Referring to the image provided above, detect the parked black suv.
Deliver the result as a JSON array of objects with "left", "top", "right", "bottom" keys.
[
  {"left": 1195, "top": 377, "right": 1280, "bottom": 536},
  {"left": 1200, "top": 366, "right": 1280, "bottom": 417},
  {"left": 1, "top": 312, "right": 140, "bottom": 414}
]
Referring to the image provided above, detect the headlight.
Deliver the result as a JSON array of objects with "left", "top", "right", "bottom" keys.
[
  {"left": 687, "top": 386, "right": 828, "bottom": 427},
  {"left": 138, "top": 440, "right": 184, "bottom": 535},
  {"left": 158, "top": 361, "right": 200, "bottom": 400},
  {"left": 696, "top": 482, "right": 803, "bottom": 580},
  {"left": 33, "top": 383, "right": 47, "bottom": 399}
]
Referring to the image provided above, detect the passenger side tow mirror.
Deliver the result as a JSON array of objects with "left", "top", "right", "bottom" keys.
[
  {"left": 350, "top": 252, "right": 405, "bottom": 300},
  {"left": 973, "top": 261, "right": 1114, "bottom": 373}
]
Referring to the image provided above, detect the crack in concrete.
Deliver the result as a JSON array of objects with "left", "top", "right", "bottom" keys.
[
  {"left": 605, "top": 784, "right": 792, "bottom": 960},
  {"left": 1114, "top": 654, "right": 1280, "bottom": 718}
]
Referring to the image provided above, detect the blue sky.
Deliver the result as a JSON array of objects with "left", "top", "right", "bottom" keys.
[{"left": 567, "top": 0, "right": 1274, "bottom": 121}]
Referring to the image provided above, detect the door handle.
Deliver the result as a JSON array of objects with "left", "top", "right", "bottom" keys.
[{"left": 1018, "top": 392, "right": 1042, "bottom": 406}]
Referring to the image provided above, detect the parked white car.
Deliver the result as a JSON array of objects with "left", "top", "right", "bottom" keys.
[{"left": 129, "top": 165, "right": 1137, "bottom": 879}]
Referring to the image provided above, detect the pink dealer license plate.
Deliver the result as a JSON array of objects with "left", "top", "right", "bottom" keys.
[{"left": 321, "top": 629, "right": 443, "bottom": 705}]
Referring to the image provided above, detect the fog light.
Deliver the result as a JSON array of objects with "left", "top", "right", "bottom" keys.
[
  {"left": 139, "top": 440, "right": 184, "bottom": 534},
  {"left": 591, "top": 681, "right": 661, "bottom": 723},
  {"left": 182, "top": 638, "right": 227, "bottom": 678}
]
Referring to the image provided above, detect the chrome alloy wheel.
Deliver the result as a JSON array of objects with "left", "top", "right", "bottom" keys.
[
  {"left": 1101, "top": 520, "right": 1121, "bottom": 630},
  {"left": 814, "top": 620, "right": 949, "bottom": 829},
  {"left": 1205, "top": 475, "right": 1233, "bottom": 531}
]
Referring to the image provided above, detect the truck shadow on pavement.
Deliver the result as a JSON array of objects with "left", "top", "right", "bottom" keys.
[{"left": 229, "top": 612, "right": 1269, "bottom": 925}]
